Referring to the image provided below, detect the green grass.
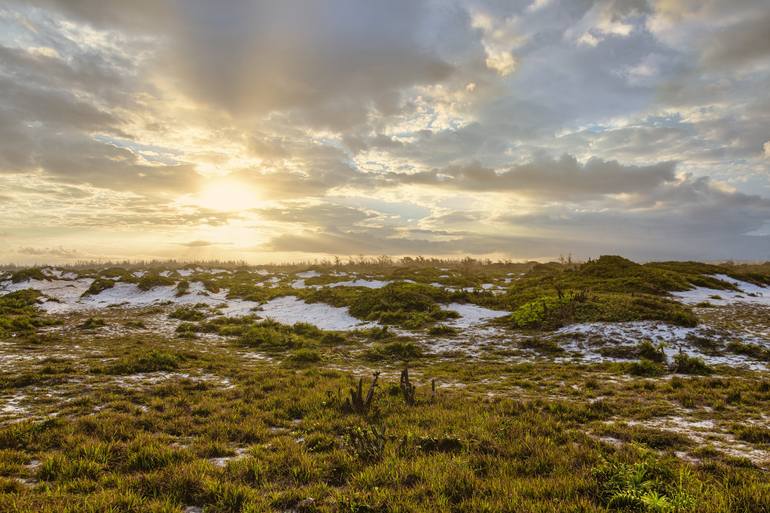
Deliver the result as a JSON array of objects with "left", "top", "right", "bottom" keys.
[
  {"left": 672, "top": 353, "right": 712, "bottom": 375},
  {"left": 0, "top": 290, "right": 54, "bottom": 337},
  {"left": 9, "top": 268, "right": 47, "bottom": 283},
  {"left": 301, "top": 282, "right": 460, "bottom": 329},
  {"left": 82, "top": 278, "right": 115, "bottom": 296},
  {"left": 137, "top": 273, "right": 175, "bottom": 291},
  {"left": 1, "top": 260, "right": 770, "bottom": 511},
  {"left": 0, "top": 327, "right": 768, "bottom": 512},
  {"left": 510, "top": 292, "right": 696, "bottom": 330}
]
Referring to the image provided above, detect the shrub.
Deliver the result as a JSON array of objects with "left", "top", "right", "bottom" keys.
[
  {"left": 175, "top": 280, "right": 190, "bottom": 296},
  {"left": 292, "top": 322, "right": 323, "bottom": 338},
  {"left": 10, "top": 268, "right": 47, "bottom": 283},
  {"left": 638, "top": 340, "right": 667, "bottom": 364},
  {"left": 727, "top": 341, "right": 770, "bottom": 361},
  {"left": 137, "top": 273, "right": 174, "bottom": 291},
  {"left": 240, "top": 325, "right": 304, "bottom": 350},
  {"left": 365, "top": 340, "right": 423, "bottom": 361},
  {"left": 82, "top": 278, "right": 115, "bottom": 296},
  {"left": 345, "top": 424, "right": 386, "bottom": 462},
  {"left": 672, "top": 352, "right": 712, "bottom": 375},
  {"left": 427, "top": 324, "right": 459, "bottom": 336},
  {"left": 169, "top": 306, "right": 206, "bottom": 321},
  {"left": 304, "top": 282, "right": 453, "bottom": 328},
  {"left": 286, "top": 349, "right": 322, "bottom": 364},
  {"left": 629, "top": 359, "right": 667, "bottom": 377},
  {"left": 592, "top": 460, "right": 695, "bottom": 512},
  {"left": 320, "top": 332, "right": 348, "bottom": 345}
]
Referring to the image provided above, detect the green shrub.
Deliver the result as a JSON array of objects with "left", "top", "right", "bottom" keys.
[
  {"left": 345, "top": 424, "right": 386, "bottom": 462},
  {"left": 638, "top": 340, "right": 667, "bottom": 363},
  {"left": 286, "top": 348, "right": 322, "bottom": 364},
  {"left": 169, "top": 306, "right": 206, "bottom": 321},
  {"left": 427, "top": 324, "right": 459, "bottom": 336},
  {"left": 302, "top": 282, "right": 454, "bottom": 328},
  {"left": 10, "top": 268, "right": 47, "bottom": 283},
  {"left": 82, "top": 278, "right": 115, "bottom": 296},
  {"left": 727, "top": 341, "right": 770, "bottom": 361},
  {"left": 593, "top": 459, "right": 695, "bottom": 512},
  {"left": 365, "top": 340, "right": 423, "bottom": 360},
  {"left": 629, "top": 359, "right": 667, "bottom": 377},
  {"left": 672, "top": 353, "right": 712, "bottom": 375},
  {"left": 137, "top": 273, "right": 174, "bottom": 291},
  {"left": 239, "top": 324, "right": 309, "bottom": 350},
  {"left": 175, "top": 279, "right": 190, "bottom": 296}
]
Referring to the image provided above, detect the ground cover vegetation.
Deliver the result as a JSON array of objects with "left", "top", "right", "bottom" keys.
[{"left": 1, "top": 257, "right": 769, "bottom": 511}]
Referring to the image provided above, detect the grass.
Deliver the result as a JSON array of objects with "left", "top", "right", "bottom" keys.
[
  {"left": 0, "top": 328, "right": 768, "bottom": 512},
  {"left": 509, "top": 289, "right": 697, "bottom": 331},
  {"left": 9, "top": 268, "right": 48, "bottom": 283},
  {"left": 99, "top": 350, "right": 182, "bottom": 374},
  {"left": 1, "top": 260, "right": 770, "bottom": 511},
  {"left": 301, "top": 282, "right": 461, "bottom": 329},
  {"left": 82, "top": 278, "right": 115, "bottom": 296},
  {"left": 672, "top": 353, "right": 712, "bottom": 375},
  {"left": 137, "top": 273, "right": 175, "bottom": 291},
  {"left": 0, "top": 290, "right": 54, "bottom": 337}
]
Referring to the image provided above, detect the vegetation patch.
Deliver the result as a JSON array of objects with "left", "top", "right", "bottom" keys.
[
  {"left": 672, "top": 353, "right": 712, "bottom": 375},
  {"left": 100, "top": 350, "right": 182, "bottom": 374},
  {"left": 0, "top": 289, "right": 53, "bottom": 337},
  {"left": 302, "top": 282, "right": 459, "bottom": 329},
  {"left": 137, "top": 273, "right": 175, "bottom": 291},
  {"left": 10, "top": 268, "right": 48, "bottom": 283},
  {"left": 82, "top": 278, "right": 115, "bottom": 297}
]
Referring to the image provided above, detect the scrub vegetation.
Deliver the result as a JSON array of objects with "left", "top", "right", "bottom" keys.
[{"left": 1, "top": 256, "right": 769, "bottom": 512}]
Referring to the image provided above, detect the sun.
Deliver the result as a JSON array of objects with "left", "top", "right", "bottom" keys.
[{"left": 195, "top": 178, "right": 262, "bottom": 212}]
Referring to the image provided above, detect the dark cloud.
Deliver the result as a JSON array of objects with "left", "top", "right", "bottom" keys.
[
  {"left": 257, "top": 203, "right": 377, "bottom": 227},
  {"left": 385, "top": 155, "right": 676, "bottom": 199},
  {"left": 700, "top": 12, "right": 770, "bottom": 69},
  {"left": 20, "top": 0, "right": 454, "bottom": 129},
  {"left": 1, "top": 0, "right": 769, "bottom": 261}
]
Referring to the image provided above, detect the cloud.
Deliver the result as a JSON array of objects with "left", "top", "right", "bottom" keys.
[
  {"left": 700, "top": 11, "right": 770, "bottom": 69},
  {"left": 1, "top": 0, "right": 769, "bottom": 262},
  {"left": 175, "top": 240, "right": 230, "bottom": 248},
  {"left": 18, "top": 246, "right": 81, "bottom": 258},
  {"left": 21, "top": 0, "right": 454, "bottom": 129},
  {"left": 384, "top": 155, "right": 677, "bottom": 199}
]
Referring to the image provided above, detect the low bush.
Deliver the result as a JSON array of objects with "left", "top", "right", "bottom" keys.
[
  {"left": 82, "top": 278, "right": 115, "bottom": 296},
  {"left": 137, "top": 273, "right": 175, "bottom": 291},
  {"left": 286, "top": 349, "right": 322, "bottom": 364},
  {"left": 672, "top": 353, "right": 712, "bottom": 375},
  {"left": 629, "top": 359, "right": 667, "bottom": 377},
  {"left": 170, "top": 306, "right": 206, "bottom": 321},
  {"left": 104, "top": 350, "right": 181, "bottom": 374}
]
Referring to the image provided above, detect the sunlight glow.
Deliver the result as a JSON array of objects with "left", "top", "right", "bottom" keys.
[{"left": 194, "top": 179, "right": 263, "bottom": 212}]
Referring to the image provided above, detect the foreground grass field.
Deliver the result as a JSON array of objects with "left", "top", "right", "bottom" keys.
[{"left": 1, "top": 258, "right": 769, "bottom": 512}]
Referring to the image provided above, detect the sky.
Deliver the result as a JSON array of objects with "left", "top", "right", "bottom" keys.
[{"left": 0, "top": 0, "right": 769, "bottom": 264}]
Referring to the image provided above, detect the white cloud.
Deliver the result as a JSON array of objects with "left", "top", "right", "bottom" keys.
[{"left": 470, "top": 10, "right": 524, "bottom": 76}]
